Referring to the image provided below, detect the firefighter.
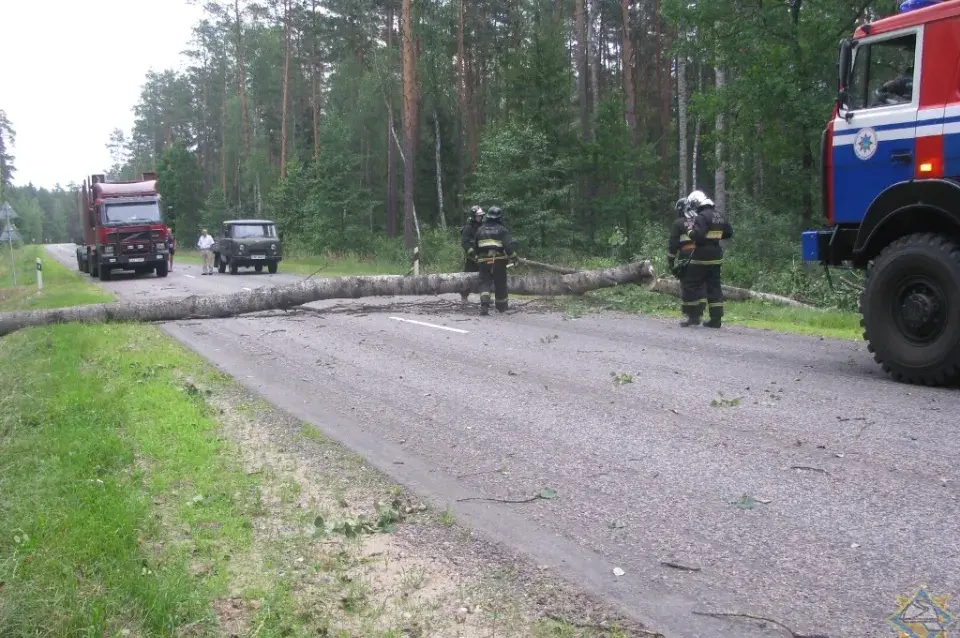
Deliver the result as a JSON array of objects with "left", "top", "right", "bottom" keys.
[
  {"left": 668, "top": 196, "right": 698, "bottom": 324},
  {"left": 473, "top": 206, "right": 517, "bottom": 315},
  {"left": 459, "top": 205, "right": 485, "bottom": 301},
  {"left": 683, "top": 190, "right": 733, "bottom": 328}
]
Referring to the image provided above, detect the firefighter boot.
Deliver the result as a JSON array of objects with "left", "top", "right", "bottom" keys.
[
  {"left": 495, "top": 298, "right": 508, "bottom": 313},
  {"left": 680, "top": 313, "right": 701, "bottom": 327},
  {"left": 479, "top": 292, "right": 491, "bottom": 316},
  {"left": 704, "top": 305, "right": 722, "bottom": 328}
]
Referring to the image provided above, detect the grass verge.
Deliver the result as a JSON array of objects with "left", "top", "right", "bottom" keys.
[
  {"left": 569, "top": 285, "right": 864, "bottom": 341},
  {"left": 173, "top": 249, "right": 402, "bottom": 277},
  {"left": 0, "top": 253, "right": 645, "bottom": 637},
  {"left": 0, "top": 245, "right": 114, "bottom": 311}
]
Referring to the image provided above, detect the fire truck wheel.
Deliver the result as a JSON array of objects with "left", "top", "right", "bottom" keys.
[
  {"left": 860, "top": 232, "right": 960, "bottom": 386},
  {"left": 156, "top": 262, "right": 168, "bottom": 278},
  {"left": 229, "top": 261, "right": 239, "bottom": 275},
  {"left": 218, "top": 256, "right": 227, "bottom": 273},
  {"left": 268, "top": 262, "right": 278, "bottom": 274},
  {"left": 99, "top": 266, "right": 112, "bottom": 282}
]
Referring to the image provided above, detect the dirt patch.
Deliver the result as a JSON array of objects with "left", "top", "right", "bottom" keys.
[{"left": 204, "top": 383, "right": 660, "bottom": 637}]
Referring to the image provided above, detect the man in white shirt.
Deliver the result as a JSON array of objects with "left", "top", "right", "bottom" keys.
[{"left": 197, "top": 229, "right": 215, "bottom": 275}]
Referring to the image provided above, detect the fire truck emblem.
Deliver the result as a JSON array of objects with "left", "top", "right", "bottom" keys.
[{"left": 854, "top": 127, "right": 879, "bottom": 161}]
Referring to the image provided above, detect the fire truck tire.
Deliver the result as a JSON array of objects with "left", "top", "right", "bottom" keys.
[
  {"left": 99, "top": 266, "right": 112, "bottom": 281},
  {"left": 860, "top": 232, "right": 960, "bottom": 386},
  {"left": 268, "top": 262, "right": 278, "bottom": 274},
  {"left": 218, "top": 256, "right": 227, "bottom": 273},
  {"left": 156, "top": 262, "right": 168, "bottom": 278},
  {"left": 229, "top": 261, "right": 239, "bottom": 275}
]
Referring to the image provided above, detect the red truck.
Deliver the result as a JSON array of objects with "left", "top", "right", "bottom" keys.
[{"left": 75, "top": 173, "right": 170, "bottom": 280}]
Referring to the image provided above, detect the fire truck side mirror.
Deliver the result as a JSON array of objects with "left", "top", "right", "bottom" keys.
[{"left": 838, "top": 38, "right": 853, "bottom": 105}]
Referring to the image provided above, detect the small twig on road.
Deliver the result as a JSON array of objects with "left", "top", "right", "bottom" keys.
[
  {"left": 692, "top": 611, "right": 830, "bottom": 638},
  {"left": 660, "top": 561, "right": 701, "bottom": 572},
  {"left": 302, "top": 263, "right": 330, "bottom": 281},
  {"left": 457, "top": 495, "right": 540, "bottom": 504},
  {"left": 836, "top": 416, "right": 866, "bottom": 422},
  {"left": 456, "top": 468, "right": 505, "bottom": 479},
  {"left": 854, "top": 421, "right": 873, "bottom": 438},
  {"left": 790, "top": 466, "right": 830, "bottom": 475},
  {"left": 260, "top": 329, "right": 286, "bottom": 336}
]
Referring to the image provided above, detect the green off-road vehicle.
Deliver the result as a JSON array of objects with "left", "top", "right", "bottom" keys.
[{"left": 214, "top": 219, "right": 283, "bottom": 274}]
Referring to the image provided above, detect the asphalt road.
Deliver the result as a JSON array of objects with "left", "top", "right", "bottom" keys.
[{"left": 46, "top": 244, "right": 960, "bottom": 637}]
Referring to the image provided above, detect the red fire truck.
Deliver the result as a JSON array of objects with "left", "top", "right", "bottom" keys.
[
  {"left": 803, "top": 0, "right": 960, "bottom": 386},
  {"left": 75, "top": 173, "right": 169, "bottom": 280}
]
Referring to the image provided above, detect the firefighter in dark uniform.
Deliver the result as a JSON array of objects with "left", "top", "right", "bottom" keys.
[
  {"left": 683, "top": 190, "right": 733, "bottom": 328},
  {"left": 473, "top": 206, "right": 517, "bottom": 315},
  {"left": 668, "top": 196, "right": 698, "bottom": 324},
  {"left": 459, "top": 205, "right": 484, "bottom": 301}
]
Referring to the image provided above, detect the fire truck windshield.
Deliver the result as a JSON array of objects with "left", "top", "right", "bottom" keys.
[{"left": 103, "top": 201, "right": 162, "bottom": 225}]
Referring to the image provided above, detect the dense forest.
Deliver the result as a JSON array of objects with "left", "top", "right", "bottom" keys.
[{"left": 3, "top": 1, "right": 902, "bottom": 302}]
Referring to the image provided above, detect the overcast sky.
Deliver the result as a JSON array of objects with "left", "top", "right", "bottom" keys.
[{"left": 1, "top": 0, "right": 205, "bottom": 190}]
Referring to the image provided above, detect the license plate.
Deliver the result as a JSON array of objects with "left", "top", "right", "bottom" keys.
[
  {"left": 251, "top": 255, "right": 265, "bottom": 259},
  {"left": 129, "top": 258, "right": 145, "bottom": 263}
]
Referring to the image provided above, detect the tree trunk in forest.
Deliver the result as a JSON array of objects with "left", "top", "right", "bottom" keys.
[
  {"left": 401, "top": 0, "right": 418, "bottom": 250},
  {"left": 677, "top": 54, "right": 688, "bottom": 197},
  {"left": 386, "top": 1, "right": 398, "bottom": 236},
  {"left": 456, "top": 0, "right": 466, "bottom": 212},
  {"left": 234, "top": 0, "right": 252, "bottom": 154},
  {"left": 590, "top": 0, "right": 601, "bottom": 131},
  {"left": 576, "top": 0, "right": 589, "bottom": 143},
  {"left": 311, "top": 0, "right": 321, "bottom": 161},
  {"left": 692, "top": 63, "right": 702, "bottom": 188},
  {"left": 620, "top": 0, "right": 638, "bottom": 149},
  {"left": 714, "top": 65, "right": 727, "bottom": 216},
  {"left": 434, "top": 111, "right": 446, "bottom": 231},
  {"left": 0, "top": 262, "right": 657, "bottom": 337},
  {"left": 280, "top": 0, "right": 291, "bottom": 179}
]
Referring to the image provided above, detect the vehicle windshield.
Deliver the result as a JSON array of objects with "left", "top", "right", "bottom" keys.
[
  {"left": 103, "top": 201, "right": 162, "bottom": 224},
  {"left": 231, "top": 224, "right": 277, "bottom": 239}
]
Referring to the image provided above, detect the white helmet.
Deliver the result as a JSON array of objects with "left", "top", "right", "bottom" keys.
[{"left": 685, "top": 190, "right": 713, "bottom": 218}]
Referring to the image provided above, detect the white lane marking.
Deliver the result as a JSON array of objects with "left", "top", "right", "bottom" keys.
[
  {"left": 182, "top": 274, "right": 196, "bottom": 279},
  {"left": 389, "top": 316, "right": 469, "bottom": 334}
]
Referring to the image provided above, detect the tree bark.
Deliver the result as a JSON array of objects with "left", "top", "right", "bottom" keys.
[
  {"left": 575, "top": 0, "right": 589, "bottom": 143},
  {"left": 279, "top": 0, "right": 291, "bottom": 179},
  {"left": 0, "top": 262, "right": 656, "bottom": 337},
  {"left": 589, "top": 0, "right": 601, "bottom": 133},
  {"left": 385, "top": 1, "right": 398, "bottom": 236},
  {"left": 234, "top": 0, "right": 252, "bottom": 154},
  {"left": 434, "top": 111, "right": 446, "bottom": 231},
  {"left": 620, "top": 0, "right": 638, "bottom": 148},
  {"left": 677, "top": 54, "right": 688, "bottom": 197},
  {"left": 401, "top": 0, "right": 418, "bottom": 250},
  {"left": 714, "top": 66, "right": 727, "bottom": 216}
]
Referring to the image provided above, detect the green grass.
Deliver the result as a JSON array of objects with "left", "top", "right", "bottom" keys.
[
  {"left": 0, "top": 318, "right": 264, "bottom": 635},
  {"left": 0, "top": 245, "right": 114, "bottom": 311},
  {"left": 174, "top": 248, "right": 402, "bottom": 277},
  {"left": 571, "top": 285, "right": 864, "bottom": 341}
]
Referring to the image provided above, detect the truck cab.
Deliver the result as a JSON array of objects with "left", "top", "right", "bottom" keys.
[
  {"left": 76, "top": 173, "right": 169, "bottom": 280},
  {"left": 802, "top": 0, "right": 960, "bottom": 386},
  {"left": 213, "top": 219, "right": 283, "bottom": 275}
]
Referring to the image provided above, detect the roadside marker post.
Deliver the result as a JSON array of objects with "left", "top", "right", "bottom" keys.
[{"left": 36, "top": 258, "right": 43, "bottom": 291}]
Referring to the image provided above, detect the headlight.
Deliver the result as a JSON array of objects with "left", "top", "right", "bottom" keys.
[
  {"left": 103, "top": 246, "right": 114, "bottom": 255},
  {"left": 239, "top": 244, "right": 245, "bottom": 251},
  {"left": 271, "top": 244, "right": 276, "bottom": 250}
]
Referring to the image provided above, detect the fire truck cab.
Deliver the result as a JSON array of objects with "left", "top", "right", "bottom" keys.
[{"left": 802, "top": 0, "right": 960, "bottom": 386}]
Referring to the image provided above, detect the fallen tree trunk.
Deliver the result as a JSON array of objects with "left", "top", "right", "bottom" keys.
[
  {"left": 0, "top": 261, "right": 655, "bottom": 337},
  {"left": 519, "top": 258, "right": 814, "bottom": 309}
]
